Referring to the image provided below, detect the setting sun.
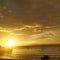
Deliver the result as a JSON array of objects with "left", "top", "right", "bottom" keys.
[
  {"left": 1, "top": 37, "right": 16, "bottom": 47},
  {"left": 5, "top": 40, "right": 14, "bottom": 47}
]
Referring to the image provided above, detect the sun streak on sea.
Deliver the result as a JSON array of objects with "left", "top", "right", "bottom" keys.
[{"left": 1, "top": 45, "right": 60, "bottom": 60}]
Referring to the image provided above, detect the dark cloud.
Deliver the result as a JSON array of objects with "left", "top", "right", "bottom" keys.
[{"left": 0, "top": 0, "right": 60, "bottom": 27}]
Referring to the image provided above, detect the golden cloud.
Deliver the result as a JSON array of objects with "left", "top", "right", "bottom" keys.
[{"left": 12, "top": 24, "right": 43, "bottom": 33}]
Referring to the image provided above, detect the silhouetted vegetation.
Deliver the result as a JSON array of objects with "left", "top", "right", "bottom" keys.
[{"left": 41, "top": 55, "right": 51, "bottom": 60}]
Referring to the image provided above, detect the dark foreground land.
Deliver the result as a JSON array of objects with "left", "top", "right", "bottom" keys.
[{"left": 0, "top": 56, "right": 60, "bottom": 60}]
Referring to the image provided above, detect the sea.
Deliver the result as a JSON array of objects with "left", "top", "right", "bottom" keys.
[{"left": 1, "top": 44, "right": 60, "bottom": 60}]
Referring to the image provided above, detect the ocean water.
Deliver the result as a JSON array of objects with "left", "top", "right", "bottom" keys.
[{"left": 10, "top": 45, "right": 60, "bottom": 60}]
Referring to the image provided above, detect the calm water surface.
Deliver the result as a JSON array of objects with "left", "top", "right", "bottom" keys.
[{"left": 10, "top": 45, "right": 60, "bottom": 60}]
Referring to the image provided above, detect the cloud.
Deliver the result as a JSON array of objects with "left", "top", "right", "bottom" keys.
[
  {"left": 30, "top": 31, "right": 56, "bottom": 40},
  {"left": 0, "top": 0, "right": 60, "bottom": 28},
  {"left": 12, "top": 24, "right": 43, "bottom": 33},
  {"left": 28, "top": 27, "right": 60, "bottom": 44},
  {"left": 0, "top": 24, "right": 42, "bottom": 36},
  {"left": 0, "top": 27, "right": 11, "bottom": 33},
  {"left": 0, "top": 25, "right": 60, "bottom": 45}
]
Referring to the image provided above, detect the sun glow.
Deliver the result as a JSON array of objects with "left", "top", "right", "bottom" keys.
[
  {"left": 2, "top": 38, "right": 16, "bottom": 47},
  {"left": 5, "top": 40, "right": 14, "bottom": 47}
]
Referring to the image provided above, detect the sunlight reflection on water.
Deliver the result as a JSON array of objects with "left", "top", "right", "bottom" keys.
[
  {"left": 11, "top": 47, "right": 60, "bottom": 60},
  {"left": 1, "top": 46, "right": 60, "bottom": 60}
]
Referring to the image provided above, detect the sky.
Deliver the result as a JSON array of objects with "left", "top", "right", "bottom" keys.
[{"left": 0, "top": 0, "right": 60, "bottom": 46}]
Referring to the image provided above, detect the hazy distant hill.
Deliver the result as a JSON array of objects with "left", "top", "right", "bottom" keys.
[{"left": 14, "top": 44, "right": 60, "bottom": 49}]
